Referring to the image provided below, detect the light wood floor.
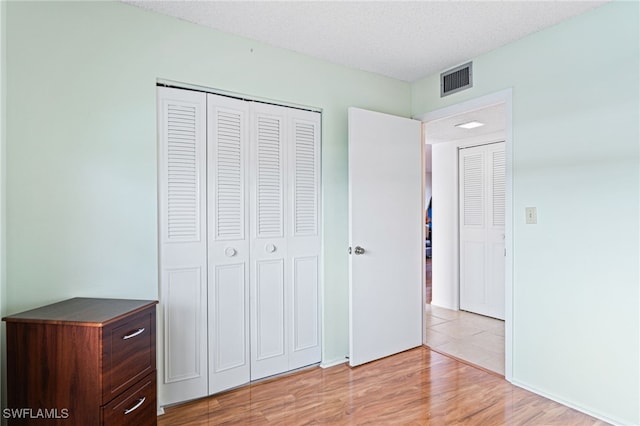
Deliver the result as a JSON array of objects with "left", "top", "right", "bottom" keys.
[{"left": 158, "top": 347, "right": 608, "bottom": 425}]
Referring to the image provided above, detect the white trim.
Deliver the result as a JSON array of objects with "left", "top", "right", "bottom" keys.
[
  {"left": 320, "top": 358, "right": 348, "bottom": 369},
  {"left": 511, "top": 380, "right": 624, "bottom": 426},
  {"left": 156, "top": 78, "right": 323, "bottom": 113},
  {"left": 0, "top": 0, "right": 6, "bottom": 413},
  {"left": 413, "top": 89, "right": 511, "bottom": 122},
  {"left": 421, "top": 124, "right": 427, "bottom": 347},
  {"left": 417, "top": 89, "right": 514, "bottom": 382}
]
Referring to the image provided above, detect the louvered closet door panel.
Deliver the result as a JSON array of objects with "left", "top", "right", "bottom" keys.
[
  {"left": 157, "top": 87, "right": 208, "bottom": 405},
  {"left": 459, "top": 147, "right": 487, "bottom": 317},
  {"left": 255, "top": 113, "right": 284, "bottom": 238},
  {"left": 287, "top": 109, "right": 321, "bottom": 370},
  {"left": 459, "top": 142, "right": 505, "bottom": 320},
  {"left": 490, "top": 145, "right": 506, "bottom": 228},
  {"left": 462, "top": 151, "right": 485, "bottom": 227},
  {"left": 250, "top": 103, "right": 289, "bottom": 380},
  {"left": 207, "top": 94, "right": 251, "bottom": 394},
  {"left": 486, "top": 142, "right": 506, "bottom": 319}
]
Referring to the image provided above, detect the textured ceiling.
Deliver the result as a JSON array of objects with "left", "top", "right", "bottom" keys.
[{"left": 123, "top": 0, "right": 608, "bottom": 82}]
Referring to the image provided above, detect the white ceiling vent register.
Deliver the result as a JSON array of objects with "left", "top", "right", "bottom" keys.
[{"left": 441, "top": 62, "right": 473, "bottom": 97}]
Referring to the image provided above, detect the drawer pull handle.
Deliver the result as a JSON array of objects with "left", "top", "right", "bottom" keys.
[
  {"left": 122, "top": 328, "right": 145, "bottom": 340},
  {"left": 124, "top": 397, "right": 146, "bottom": 415}
]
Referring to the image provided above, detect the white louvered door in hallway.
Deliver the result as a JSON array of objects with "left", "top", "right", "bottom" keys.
[
  {"left": 158, "top": 87, "right": 321, "bottom": 407},
  {"left": 459, "top": 142, "right": 505, "bottom": 320}
]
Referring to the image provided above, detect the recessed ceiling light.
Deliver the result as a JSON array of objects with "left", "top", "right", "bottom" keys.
[{"left": 455, "top": 121, "right": 484, "bottom": 129}]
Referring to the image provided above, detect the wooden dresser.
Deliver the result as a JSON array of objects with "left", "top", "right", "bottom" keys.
[{"left": 3, "top": 298, "right": 158, "bottom": 425}]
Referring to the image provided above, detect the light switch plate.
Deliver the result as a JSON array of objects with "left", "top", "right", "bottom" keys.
[{"left": 525, "top": 207, "right": 537, "bottom": 224}]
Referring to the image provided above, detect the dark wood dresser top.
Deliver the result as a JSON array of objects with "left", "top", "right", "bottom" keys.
[{"left": 2, "top": 297, "right": 158, "bottom": 327}]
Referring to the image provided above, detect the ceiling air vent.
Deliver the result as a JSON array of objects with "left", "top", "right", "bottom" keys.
[{"left": 441, "top": 62, "right": 472, "bottom": 97}]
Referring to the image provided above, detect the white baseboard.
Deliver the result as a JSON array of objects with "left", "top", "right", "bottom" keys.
[
  {"left": 320, "top": 357, "right": 348, "bottom": 369},
  {"left": 429, "top": 301, "right": 458, "bottom": 311},
  {"left": 511, "top": 379, "right": 626, "bottom": 426}
]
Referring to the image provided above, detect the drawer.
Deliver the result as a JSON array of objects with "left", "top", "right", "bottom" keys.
[
  {"left": 102, "top": 372, "right": 157, "bottom": 426},
  {"left": 102, "top": 307, "right": 156, "bottom": 402}
]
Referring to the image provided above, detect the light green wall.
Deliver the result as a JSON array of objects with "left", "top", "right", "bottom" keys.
[
  {"left": 5, "top": 1, "right": 639, "bottom": 423},
  {"left": 4, "top": 1, "right": 410, "bottom": 366},
  {"left": 413, "top": 2, "right": 639, "bottom": 424}
]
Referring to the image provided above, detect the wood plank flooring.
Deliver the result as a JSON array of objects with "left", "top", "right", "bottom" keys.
[{"left": 158, "top": 347, "right": 608, "bottom": 425}]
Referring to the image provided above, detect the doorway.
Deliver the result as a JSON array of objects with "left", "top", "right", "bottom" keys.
[{"left": 419, "top": 90, "right": 512, "bottom": 379}]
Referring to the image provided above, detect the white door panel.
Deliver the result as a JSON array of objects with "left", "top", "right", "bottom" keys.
[
  {"left": 251, "top": 258, "right": 288, "bottom": 379},
  {"left": 208, "top": 263, "right": 249, "bottom": 392},
  {"left": 250, "top": 103, "right": 289, "bottom": 380},
  {"left": 157, "top": 87, "right": 208, "bottom": 404},
  {"left": 286, "top": 109, "right": 322, "bottom": 371},
  {"left": 207, "top": 94, "right": 251, "bottom": 394},
  {"left": 459, "top": 142, "right": 505, "bottom": 319},
  {"left": 289, "top": 255, "right": 320, "bottom": 369},
  {"left": 348, "top": 107, "right": 423, "bottom": 367},
  {"left": 162, "top": 267, "right": 206, "bottom": 384}
]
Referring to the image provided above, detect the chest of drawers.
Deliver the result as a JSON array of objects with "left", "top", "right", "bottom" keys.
[{"left": 3, "top": 298, "right": 158, "bottom": 425}]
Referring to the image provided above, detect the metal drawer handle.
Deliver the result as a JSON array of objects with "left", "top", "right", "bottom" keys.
[
  {"left": 122, "top": 328, "right": 145, "bottom": 340},
  {"left": 124, "top": 397, "right": 146, "bottom": 415}
]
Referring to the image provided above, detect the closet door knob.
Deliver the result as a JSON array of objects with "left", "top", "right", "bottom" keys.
[
  {"left": 224, "top": 247, "right": 237, "bottom": 257},
  {"left": 265, "top": 243, "right": 277, "bottom": 253}
]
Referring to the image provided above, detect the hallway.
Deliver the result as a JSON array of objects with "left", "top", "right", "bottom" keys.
[
  {"left": 425, "top": 304, "right": 505, "bottom": 375},
  {"left": 425, "top": 258, "right": 505, "bottom": 375}
]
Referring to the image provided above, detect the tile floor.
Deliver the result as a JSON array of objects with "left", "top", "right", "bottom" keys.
[{"left": 425, "top": 304, "right": 505, "bottom": 376}]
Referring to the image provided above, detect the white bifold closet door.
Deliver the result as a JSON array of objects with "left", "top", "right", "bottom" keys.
[
  {"left": 250, "top": 103, "right": 322, "bottom": 380},
  {"left": 207, "top": 94, "right": 251, "bottom": 394},
  {"left": 459, "top": 141, "right": 506, "bottom": 320},
  {"left": 158, "top": 87, "right": 321, "bottom": 407},
  {"left": 157, "top": 87, "right": 209, "bottom": 405}
]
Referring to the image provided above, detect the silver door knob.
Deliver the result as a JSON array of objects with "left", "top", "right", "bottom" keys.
[{"left": 354, "top": 246, "right": 365, "bottom": 255}]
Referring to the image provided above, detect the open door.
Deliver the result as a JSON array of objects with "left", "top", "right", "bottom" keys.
[{"left": 348, "top": 107, "right": 423, "bottom": 367}]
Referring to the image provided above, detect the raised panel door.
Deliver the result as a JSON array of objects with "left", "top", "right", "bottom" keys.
[
  {"left": 207, "top": 94, "right": 251, "bottom": 393},
  {"left": 157, "top": 87, "right": 208, "bottom": 405}
]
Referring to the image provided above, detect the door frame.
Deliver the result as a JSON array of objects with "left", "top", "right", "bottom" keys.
[{"left": 416, "top": 89, "right": 513, "bottom": 381}]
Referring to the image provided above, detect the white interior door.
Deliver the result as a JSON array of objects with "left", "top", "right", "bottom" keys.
[
  {"left": 348, "top": 107, "right": 423, "bottom": 367},
  {"left": 459, "top": 142, "right": 505, "bottom": 319}
]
